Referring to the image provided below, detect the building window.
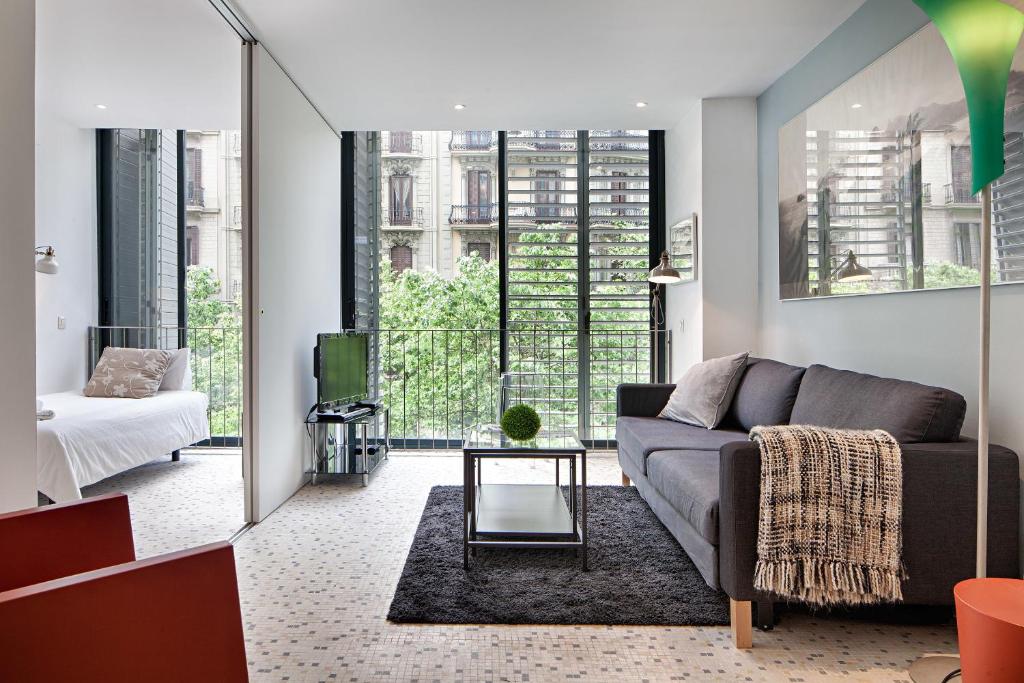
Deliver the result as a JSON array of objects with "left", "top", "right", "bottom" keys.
[
  {"left": 950, "top": 145, "right": 973, "bottom": 203},
  {"left": 391, "top": 245, "right": 413, "bottom": 273},
  {"left": 610, "top": 170, "right": 627, "bottom": 216},
  {"left": 186, "top": 226, "right": 199, "bottom": 266},
  {"left": 390, "top": 131, "right": 412, "bottom": 154},
  {"left": 186, "top": 147, "right": 203, "bottom": 207},
  {"left": 954, "top": 222, "right": 981, "bottom": 269},
  {"left": 389, "top": 174, "right": 413, "bottom": 225},
  {"left": 467, "top": 170, "right": 491, "bottom": 221},
  {"left": 534, "top": 169, "right": 560, "bottom": 219},
  {"left": 467, "top": 242, "right": 491, "bottom": 262}
]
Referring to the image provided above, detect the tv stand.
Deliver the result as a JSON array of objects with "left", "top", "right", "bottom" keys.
[{"left": 306, "top": 403, "right": 389, "bottom": 486}]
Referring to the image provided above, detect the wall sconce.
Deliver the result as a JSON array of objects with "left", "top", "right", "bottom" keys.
[{"left": 35, "top": 246, "right": 59, "bottom": 275}]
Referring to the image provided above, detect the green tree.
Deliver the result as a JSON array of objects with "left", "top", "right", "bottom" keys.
[{"left": 186, "top": 267, "right": 243, "bottom": 439}]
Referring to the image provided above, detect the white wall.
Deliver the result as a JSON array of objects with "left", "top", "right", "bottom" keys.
[
  {"left": 664, "top": 104, "right": 703, "bottom": 377},
  {"left": 251, "top": 46, "right": 341, "bottom": 521},
  {"left": 664, "top": 98, "right": 760, "bottom": 380},
  {"left": 34, "top": 111, "right": 97, "bottom": 394},
  {"left": 700, "top": 99, "right": 759, "bottom": 361},
  {"left": 0, "top": 0, "right": 39, "bottom": 513}
]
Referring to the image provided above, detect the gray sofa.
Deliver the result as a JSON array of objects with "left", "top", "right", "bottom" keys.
[{"left": 616, "top": 358, "right": 1020, "bottom": 647}]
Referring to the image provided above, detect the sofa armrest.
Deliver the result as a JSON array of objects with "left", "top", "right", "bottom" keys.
[
  {"left": 718, "top": 440, "right": 1021, "bottom": 604},
  {"left": 0, "top": 493, "right": 136, "bottom": 593},
  {"left": 0, "top": 542, "right": 248, "bottom": 682},
  {"left": 616, "top": 383, "right": 675, "bottom": 418}
]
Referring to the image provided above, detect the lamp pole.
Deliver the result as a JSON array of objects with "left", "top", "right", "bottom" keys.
[{"left": 977, "top": 183, "right": 991, "bottom": 577}]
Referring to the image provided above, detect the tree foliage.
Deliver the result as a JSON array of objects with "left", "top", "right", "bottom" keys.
[{"left": 186, "top": 266, "right": 243, "bottom": 438}]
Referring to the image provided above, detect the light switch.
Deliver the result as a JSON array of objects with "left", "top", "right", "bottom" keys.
[{"left": 57, "top": 316, "right": 66, "bottom": 330}]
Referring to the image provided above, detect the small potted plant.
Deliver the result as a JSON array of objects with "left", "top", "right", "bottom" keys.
[{"left": 500, "top": 404, "right": 541, "bottom": 441}]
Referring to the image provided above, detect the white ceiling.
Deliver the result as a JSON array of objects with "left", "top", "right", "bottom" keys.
[
  {"left": 37, "top": 0, "right": 241, "bottom": 130},
  {"left": 232, "top": 0, "right": 866, "bottom": 131}
]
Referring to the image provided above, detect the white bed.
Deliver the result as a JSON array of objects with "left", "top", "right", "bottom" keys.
[{"left": 37, "top": 391, "right": 210, "bottom": 503}]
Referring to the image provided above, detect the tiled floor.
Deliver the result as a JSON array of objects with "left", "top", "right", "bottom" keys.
[
  {"left": 228, "top": 453, "right": 956, "bottom": 683},
  {"left": 80, "top": 448, "right": 246, "bottom": 558}
]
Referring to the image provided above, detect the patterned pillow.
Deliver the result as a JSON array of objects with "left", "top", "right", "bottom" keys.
[{"left": 84, "top": 347, "right": 174, "bottom": 399}]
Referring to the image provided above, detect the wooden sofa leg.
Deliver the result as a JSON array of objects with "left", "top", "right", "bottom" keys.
[
  {"left": 621, "top": 471, "right": 630, "bottom": 486},
  {"left": 730, "top": 599, "right": 752, "bottom": 649},
  {"left": 171, "top": 450, "right": 180, "bottom": 462}
]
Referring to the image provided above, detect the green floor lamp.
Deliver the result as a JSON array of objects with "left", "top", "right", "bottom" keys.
[{"left": 908, "top": 1, "right": 1024, "bottom": 681}]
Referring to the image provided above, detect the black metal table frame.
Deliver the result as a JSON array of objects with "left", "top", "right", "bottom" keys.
[{"left": 463, "top": 443, "right": 588, "bottom": 570}]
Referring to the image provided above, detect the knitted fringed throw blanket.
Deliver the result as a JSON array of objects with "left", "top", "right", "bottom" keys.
[{"left": 749, "top": 425, "right": 904, "bottom": 606}]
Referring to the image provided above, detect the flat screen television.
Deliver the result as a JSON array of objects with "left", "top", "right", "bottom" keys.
[{"left": 314, "top": 332, "right": 369, "bottom": 410}]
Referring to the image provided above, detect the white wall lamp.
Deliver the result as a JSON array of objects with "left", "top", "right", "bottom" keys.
[
  {"left": 35, "top": 246, "right": 59, "bottom": 275},
  {"left": 648, "top": 250, "right": 682, "bottom": 381}
]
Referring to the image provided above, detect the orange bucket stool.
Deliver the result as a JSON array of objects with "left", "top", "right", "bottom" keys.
[{"left": 955, "top": 578, "right": 1024, "bottom": 682}]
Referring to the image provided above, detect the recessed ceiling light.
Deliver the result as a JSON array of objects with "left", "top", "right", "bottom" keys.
[
  {"left": 454, "top": 103, "right": 466, "bottom": 110},
  {"left": 95, "top": 104, "right": 108, "bottom": 110},
  {"left": 851, "top": 103, "right": 863, "bottom": 109},
  {"left": 635, "top": 101, "right": 648, "bottom": 108}
]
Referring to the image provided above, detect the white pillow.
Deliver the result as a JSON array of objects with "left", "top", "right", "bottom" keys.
[
  {"left": 160, "top": 348, "right": 192, "bottom": 391},
  {"left": 659, "top": 352, "right": 749, "bottom": 429}
]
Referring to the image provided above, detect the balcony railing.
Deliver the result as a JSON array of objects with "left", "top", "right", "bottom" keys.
[
  {"left": 449, "top": 131, "right": 496, "bottom": 151},
  {"left": 507, "top": 205, "right": 578, "bottom": 223},
  {"left": 946, "top": 183, "right": 980, "bottom": 204},
  {"left": 361, "top": 327, "right": 670, "bottom": 448},
  {"left": 450, "top": 203, "right": 498, "bottom": 225},
  {"left": 383, "top": 206, "right": 424, "bottom": 228},
  {"left": 88, "top": 325, "right": 243, "bottom": 445},
  {"left": 384, "top": 131, "right": 423, "bottom": 156},
  {"left": 187, "top": 181, "right": 205, "bottom": 208}
]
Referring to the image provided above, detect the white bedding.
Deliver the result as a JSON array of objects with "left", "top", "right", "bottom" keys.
[{"left": 37, "top": 391, "right": 210, "bottom": 502}]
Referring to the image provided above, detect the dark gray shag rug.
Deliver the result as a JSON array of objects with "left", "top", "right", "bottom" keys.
[{"left": 387, "top": 485, "right": 729, "bottom": 625}]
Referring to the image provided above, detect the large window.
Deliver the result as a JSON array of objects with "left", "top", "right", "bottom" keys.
[
  {"left": 359, "top": 130, "right": 658, "bottom": 447},
  {"left": 389, "top": 174, "right": 413, "bottom": 225}
]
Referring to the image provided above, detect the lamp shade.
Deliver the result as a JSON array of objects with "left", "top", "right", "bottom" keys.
[
  {"left": 835, "top": 250, "right": 872, "bottom": 282},
  {"left": 648, "top": 250, "right": 682, "bottom": 284},
  {"left": 915, "top": 0, "right": 1024, "bottom": 193},
  {"left": 35, "top": 247, "right": 59, "bottom": 275}
]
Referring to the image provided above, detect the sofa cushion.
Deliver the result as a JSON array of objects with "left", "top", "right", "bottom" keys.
[
  {"left": 616, "top": 416, "right": 745, "bottom": 475},
  {"left": 789, "top": 364, "right": 966, "bottom": 443},
  {"left": 646, "top": 450, "right": 720, "bottom": 544},
  {"left": 725, "top": 357, "right": 806, "bottom": 431},
  {"left": 659, "top": 352, "right": 749, "bottom": 429}
]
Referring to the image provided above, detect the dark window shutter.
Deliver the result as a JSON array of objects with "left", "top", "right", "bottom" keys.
[
  {"left": 468, "top": 242, "right": 491, "bottom": 262},
  {"left": 391, "top": 245, "right": 413, "bottom": 273}
]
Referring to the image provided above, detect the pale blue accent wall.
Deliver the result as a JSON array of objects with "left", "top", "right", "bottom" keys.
[{"left": 756, "top": 0, "right": 1024, "bottom": 571}]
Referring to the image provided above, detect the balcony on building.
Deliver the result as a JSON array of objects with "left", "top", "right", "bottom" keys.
[
  {"left": 450, "top": 203, "right": 498, "bottom": 226},
  {"left": 186, "top": 180, "right": 205, "bottom": 209},
  {"left": 382, "top": 206, "right": 424, "bottom": 229},
  {"left": 449, "top": 131, "right": 496, "bottom": 153},
  {"left": 945, "top": 183, "right": 980, "bottom": 205},
  {"left": 383, "top": 131, "right": 423, "bottom": 157}
]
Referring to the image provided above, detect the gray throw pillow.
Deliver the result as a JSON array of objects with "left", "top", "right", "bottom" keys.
[
  {"left": 84, "top": 347, "right": 173, "bottom": 399},
  {"left": 659, "top": 352, "right": 749, "bottom": 429}
]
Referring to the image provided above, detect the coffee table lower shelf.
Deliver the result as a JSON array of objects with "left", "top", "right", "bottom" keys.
[{"left": 465, "top": 484, "right": 585, "bottom": 564}]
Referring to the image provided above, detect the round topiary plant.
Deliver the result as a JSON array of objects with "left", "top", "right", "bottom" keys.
[{"left": 501, "top": 404, "right": 541, "bottom": 441}]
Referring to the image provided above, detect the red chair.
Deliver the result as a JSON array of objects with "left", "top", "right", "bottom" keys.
[{"left": 0, "top": 493, "right": 248, "bottom": 682}]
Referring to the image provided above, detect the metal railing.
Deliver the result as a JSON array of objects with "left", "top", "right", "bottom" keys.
[
  {"left": 450, "top": 131, "right": 496, "bottom": 151},
  {"left": 384, "top": 131, "right": 423, "bottom": 156},
  {"left": 383, "top": 206, "right": 424, "bottom": 227},
  {"left": 450, "top": 203, "right": 498, "bottom": 224},
  {"left": 361, "top": 327, "right": 670, "bottom": 449},
  {"left": 88, "top": 326, "right": 243, "bottom": 446},
  {"left": 946, "top": 183, "right": 980, "bottom": 204},
  {"left": 186, "top": 180, "right": 205, "bottom": 208}
]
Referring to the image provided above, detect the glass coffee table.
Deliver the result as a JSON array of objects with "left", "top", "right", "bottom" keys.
[{"left": 463, "top": 424, "right": 588, "bottom": 570}]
